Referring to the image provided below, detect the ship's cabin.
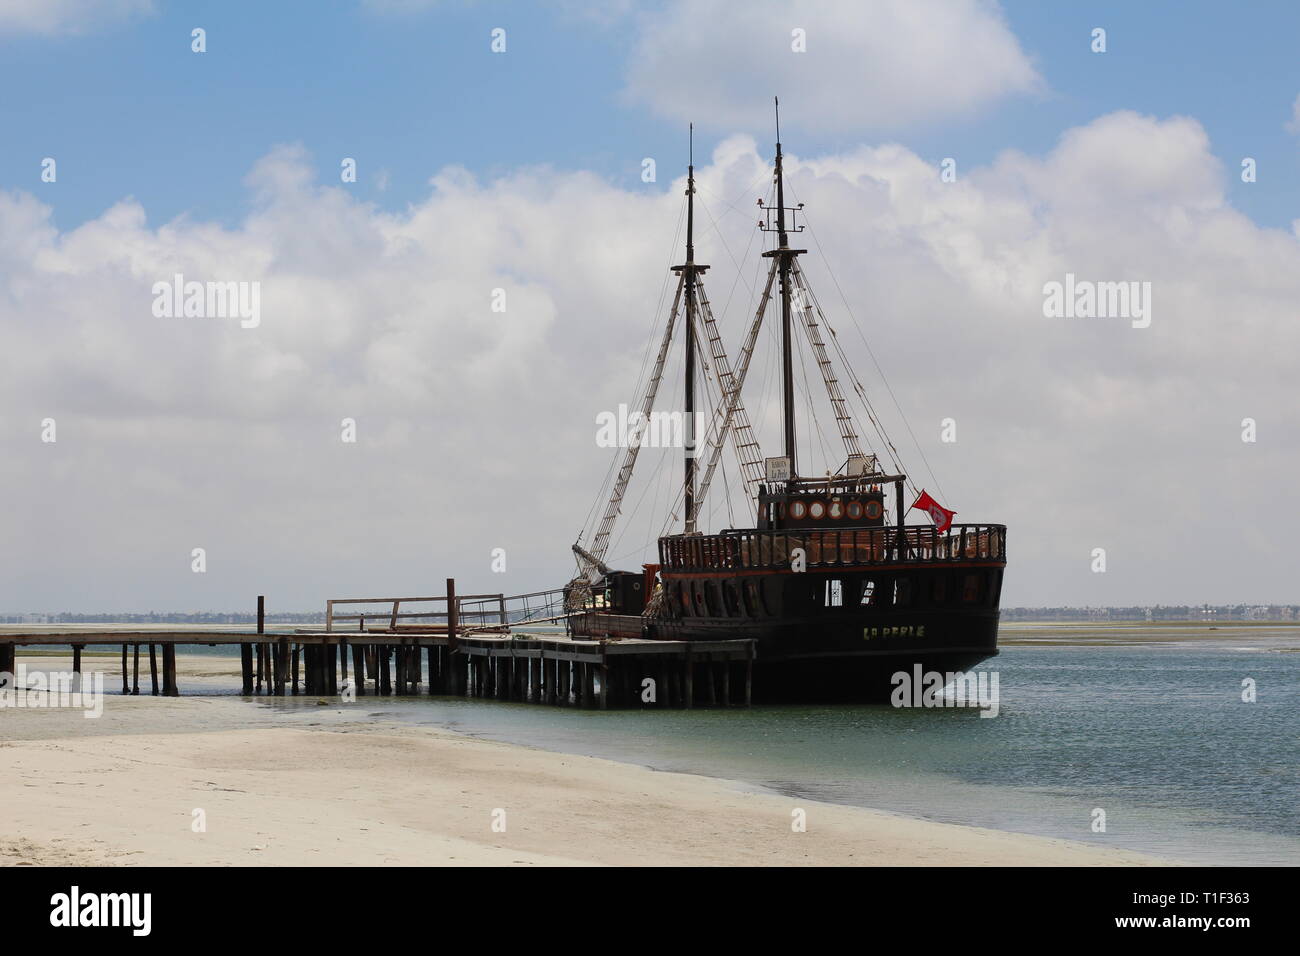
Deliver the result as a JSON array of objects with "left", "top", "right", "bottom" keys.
[{"left": 757, "top": 474, "right": 903, "bottom": 531}]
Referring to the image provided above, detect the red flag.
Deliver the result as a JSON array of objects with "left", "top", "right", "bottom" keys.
[{"left": 910, "top": 490, "right": 956, "bottom": 533}]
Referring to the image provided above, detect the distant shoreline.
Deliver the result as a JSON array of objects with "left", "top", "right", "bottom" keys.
[
  {"left": 6, "top": 619, "right": 1298, "bottom": 655},
  {"left": 5, "top": 606, "right": 1300, "bottom": 626},
  {"left": 998, "top": 621, "right": 1300, "bottom": 646}
]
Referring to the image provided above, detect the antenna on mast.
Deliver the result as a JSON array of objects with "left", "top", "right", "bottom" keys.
[{"left": 686, "top": 123, "right": 695, "bottom": 263}]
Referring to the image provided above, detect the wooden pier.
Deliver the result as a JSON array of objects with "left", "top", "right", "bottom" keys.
[{"left": 0, "top": 583, "right": 754, "bottom": 709}]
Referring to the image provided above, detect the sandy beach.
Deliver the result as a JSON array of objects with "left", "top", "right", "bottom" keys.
[{"left": 0, "top": 655, "right": 1165, "bottom": 867}]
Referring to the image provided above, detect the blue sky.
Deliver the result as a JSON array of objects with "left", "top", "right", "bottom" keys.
[
  {"left": 4, "top": 1, "right": 1300, "bottom": 610},
  {"left": 4, "top": 0, "right": 1300, "bottom": 232}
]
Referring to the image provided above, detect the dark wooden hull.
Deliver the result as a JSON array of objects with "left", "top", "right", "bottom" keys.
[
  {"left": 650, "top": 608, "right": 999, "bottom": 702},
  {"left": 571, "top": 559, "right": 1005, "bottom": 703}
]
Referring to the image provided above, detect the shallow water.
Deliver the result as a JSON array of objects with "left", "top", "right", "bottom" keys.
[{"left": 12, "top": 628, "right": 1299, "bottom": 865}]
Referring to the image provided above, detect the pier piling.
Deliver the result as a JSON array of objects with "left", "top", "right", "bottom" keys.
[
  {"left": 241, "top": 644, "right": 254, "bottom": 695},
  {"left": 352, "top": 645, "right": 365, "bottom": 696},
  {"left": 277, "top": 637, "right": 289, "bottom": 696},
  {"left": 162, "top": 645, "right": 178, "bottom": 696},
  {"left": 745, "top": 646, "right": 753, "bottom": 706},
  {"left": 684, "top": 649, "right": 694, "bottom": 709},
  {"left": 255, "top": 599, "right": 266, "bottom": 695}
]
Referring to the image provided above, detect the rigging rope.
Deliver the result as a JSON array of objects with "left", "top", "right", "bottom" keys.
[
  {"left": 577, "top": 203, "right": 687, "bottom": 543},
  {"left": 785, "top": 181, "right": 946, "bottom": 503},
  {"left": 585, "top": 276, "right": 684, "bottom": 565}
]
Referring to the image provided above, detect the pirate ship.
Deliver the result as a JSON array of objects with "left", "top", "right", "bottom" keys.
[{"left": 567, "top": 103, "right": 1007, "bottom": 702}]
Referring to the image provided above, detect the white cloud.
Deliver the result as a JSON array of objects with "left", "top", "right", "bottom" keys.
[
  {"left": 0, "top": 0, "right": 153, "bottom": 35},
  {"left": 1286, "top": 92, "right": 1300, "bottom": 133},
  {"left": 623, "top": 0, "right": 1042, "bottom": 132},
  {"left": 2, "top": 112, "right": 1297, "bottom": 612}
]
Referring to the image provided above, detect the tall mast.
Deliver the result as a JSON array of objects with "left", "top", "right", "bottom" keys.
[
  {"left": 674, "top": 124, "right": 708, "bottom": 533},
  {"left": 775, "top": 101, "right": 795, "bottom": 475},
  {"left": 760, "top": 97, "right": 806, "bottom": 480}
]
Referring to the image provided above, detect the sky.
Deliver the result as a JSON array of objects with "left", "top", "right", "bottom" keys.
[{"left": 2, "top": 0, "right": 1299, "bottom": 612}]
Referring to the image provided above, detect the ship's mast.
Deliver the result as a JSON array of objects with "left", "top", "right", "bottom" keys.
[
  {"left": 760, "top": 98, "right": 806, "bottom": 481},
  {"left": 674, "top": 124, "right": 708, "bottom": 533}
]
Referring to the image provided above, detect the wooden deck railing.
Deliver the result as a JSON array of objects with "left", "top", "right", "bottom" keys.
[
  {"left": 324, "top": 589, "right": 569, "bottom": 633},
  {"left": 325, "top": 593, "right": 505, "bottom": 633},
  {"left": 658, "top": 524, "right": 1006, "bottom": 572}
]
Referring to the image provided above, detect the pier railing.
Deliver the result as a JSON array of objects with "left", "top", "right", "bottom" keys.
[
  {"left": 493, "top": 588, "right": 571, "bottom": 629},
  {"left": 324, "top": 589, "right": 571, "bottom": 634},
  {"left": 658, "top": 523, "right": 1006, "bottom": 572},
  {"left": 325, "top": 594, "right": 506, "bottom": 633}
]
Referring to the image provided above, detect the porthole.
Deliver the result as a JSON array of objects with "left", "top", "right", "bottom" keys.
[
  {"left": 847, "top": 501, "right": 864, "bottom": 520},
  {"left": 865, "top": 500, "right": 883, "bottom": 520},
  {"left": 829, "top": 500, "right": 844, "bottom": 519},
  {"left": 790, "top": 500, "right": 807, "bottom": 519},
  {"left": 809, "top": 500, "right": 826, "bottom": 519}
]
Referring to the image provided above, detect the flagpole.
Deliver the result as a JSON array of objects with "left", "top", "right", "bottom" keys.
[{"left": 896, "top": 479, "right": 905, "bottom": 557}]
